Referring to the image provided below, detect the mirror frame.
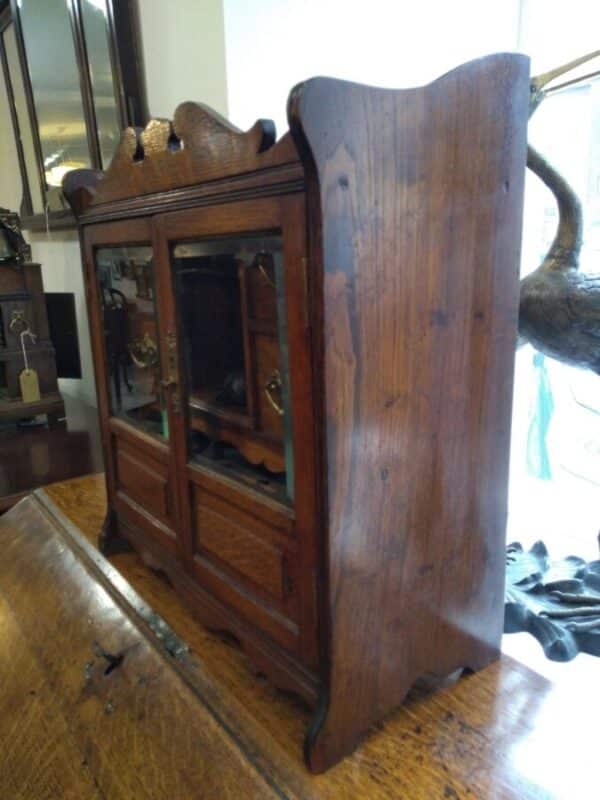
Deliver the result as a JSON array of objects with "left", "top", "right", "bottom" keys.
[{"left": 0, "top": 0, "right": 148, "bottom": 230}]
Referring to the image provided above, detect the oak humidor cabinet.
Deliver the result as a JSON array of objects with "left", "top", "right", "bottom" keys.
[{"left": 64, "top": 54, "right": 529, "bottom": 772}]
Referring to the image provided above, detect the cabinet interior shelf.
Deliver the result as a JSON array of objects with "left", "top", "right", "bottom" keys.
[{"left": 188, "top": 389, "right": 251, "bottom": 430}]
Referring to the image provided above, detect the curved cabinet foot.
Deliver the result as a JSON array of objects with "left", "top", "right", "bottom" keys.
[
  {"left": 99, "top": 508, "right": 132, "bottom": 555},
  {"left": 304, "top": 692, "right": 337, "bottom": 773},
  {"left": 305, "top": 640, "right": 500, "bottom": 773},
  {"left": 304, "top": 685, "right": 406, "bottom": 774},
  {"left": 461, "top": 643, "right": 500, "bottom": 675}
]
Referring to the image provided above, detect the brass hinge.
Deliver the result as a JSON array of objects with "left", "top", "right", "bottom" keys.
[
  {"left": 166, "top": 330, "right": 178, "bottom": 376},
  {"left": 163, "top": 330, "right": 181, "bottom": 415}
]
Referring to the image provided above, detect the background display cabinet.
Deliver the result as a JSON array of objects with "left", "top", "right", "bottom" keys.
[
  {"left": 0, "top": 208, "right": 64, "bottom": 425},
  {"left": 64, "top": 54, "right": 529, "bottom": 772}
]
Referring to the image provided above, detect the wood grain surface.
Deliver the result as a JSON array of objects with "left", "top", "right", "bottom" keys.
[
  {"left": 0, "top": 488, "right": 281, "bottom": 799},
  {"left": 63, "top": 102, "right": 300, "bottom": 214},
  {"left": 59, "top": 53, "right": 555, "bottom": 775},
  {"left": 289, "top": 53, "right": 530, "bottom": 770},
  {"left": 0, "top": 474, "right": 585, "bottom": 799}
]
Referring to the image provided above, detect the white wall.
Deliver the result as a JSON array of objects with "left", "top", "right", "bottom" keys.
[
  {"left": 517, "top": 0, "right": 600, "bottom": 290},
  {"left": 518, "top": 0, "right": 600, "bottom": 72},
  {"left": 223, "top": 0, "right": 522, "bottom": 135},
  {"left": 139, "top": 0, "right": 229, "bottom": 118}
]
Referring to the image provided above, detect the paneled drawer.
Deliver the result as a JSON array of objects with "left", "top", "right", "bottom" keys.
[
  {"left": 110, "top": 425, "right": 176, "bottom": 545},
  {"left": 117, "top": 445, "right": 170, "bottom": 520},
  {"left": 195, "top": 498, "right": 286, "bottom": 601},
  {"left": 189, "top": 466, "right": 300, "bottom": 651}
]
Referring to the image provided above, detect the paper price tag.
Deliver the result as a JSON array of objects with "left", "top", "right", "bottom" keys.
[{"left": 20, "top": 368, "right": 41, "bottom": 403}]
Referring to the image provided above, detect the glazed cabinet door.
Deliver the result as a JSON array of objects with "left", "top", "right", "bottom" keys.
[
  {"left": 154, "top": 195, "right": 319, "bottom": 667},
  {"left": 83, "top": 219, "right": 180, "bottom": 554}
]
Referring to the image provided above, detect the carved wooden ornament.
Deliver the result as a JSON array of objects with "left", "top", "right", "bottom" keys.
[{"left": 64, "top": 103, "right": 299, "bottom": 214}]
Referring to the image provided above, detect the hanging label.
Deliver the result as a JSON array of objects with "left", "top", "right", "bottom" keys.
[
  {"left": 19, "top": 326, "right": 40, "bottom": 403},
  {"left": 20, "top": 368, "right": 41, "bottom": 403}
]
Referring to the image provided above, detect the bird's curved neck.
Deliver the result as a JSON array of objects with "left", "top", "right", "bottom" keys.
[{"left": 527, "top": 144, "right": 582, "bottom": 271}]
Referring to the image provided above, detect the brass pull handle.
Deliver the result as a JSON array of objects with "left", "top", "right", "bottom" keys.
[
  {"left": 264, "top": 369, "right": 284, "bottom": 416},
  {"left": 129, "top": 332, "right": 159, "bottom": 369},
  {"left": 9, "top": 309, "right": 28, "bottom": 334}
]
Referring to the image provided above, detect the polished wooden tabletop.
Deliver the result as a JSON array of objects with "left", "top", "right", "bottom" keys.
[{"left": 0, "top": 473, "right": 595, "bottom": 799}]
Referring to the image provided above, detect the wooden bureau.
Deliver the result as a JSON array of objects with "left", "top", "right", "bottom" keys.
[{"left": 64, "top": 53, "right": 529, "bottom": 771}]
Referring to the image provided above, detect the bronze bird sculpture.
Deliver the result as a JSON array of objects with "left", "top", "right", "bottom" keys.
[{"left": 519, "top": 51, "right": 600, "bottom": 371}]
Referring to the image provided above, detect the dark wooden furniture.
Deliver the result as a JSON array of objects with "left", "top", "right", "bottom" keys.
[
  {"left": 0, "top": 259, "right": 64, "bottom": 425},
  {"left": 0, "top": 392, "right": 103, "bottom": 512},
  {"left": 64, "top": 53, "right": 529, "bottom": 771}
]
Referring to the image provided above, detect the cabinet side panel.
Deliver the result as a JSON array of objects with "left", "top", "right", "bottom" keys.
[{"left": 290, "top": 54, "right": 529, "bottom": 770}]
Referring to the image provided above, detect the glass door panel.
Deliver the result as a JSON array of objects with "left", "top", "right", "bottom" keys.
[
  {"left": 95, "top": 245, "right": 168, "bottom": 440},
  {"left": 173, "top": 233, "right": 294, "bottom": 505}
]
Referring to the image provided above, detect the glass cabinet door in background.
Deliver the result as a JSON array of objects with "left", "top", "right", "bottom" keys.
[
  {"left": 95, "top": 245, "right": 168, "bottom": 440},
  {"left": 173, "top": 234, "right": 294, "bottom": 505}
]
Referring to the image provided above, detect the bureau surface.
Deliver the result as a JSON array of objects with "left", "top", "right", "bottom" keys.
[{"left": 64, "top": 53, "right": 529, "bottom": 771}]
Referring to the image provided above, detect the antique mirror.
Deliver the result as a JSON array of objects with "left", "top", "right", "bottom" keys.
[{"left": 0, "top": 0, "right": 147, "bottom": 228}]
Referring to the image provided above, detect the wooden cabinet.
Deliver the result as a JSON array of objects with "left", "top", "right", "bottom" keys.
[
  {"left": 0, "top": 256, "right": 65, "bottom": 427},
  {"left": 64, "top": 54, "right": 529, "bottom": 771}
]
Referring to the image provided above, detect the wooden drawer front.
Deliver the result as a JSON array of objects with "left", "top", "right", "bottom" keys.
[
  {"left": 197, "top": 503, "right": 285, "bottom": 600},
  {"left": 191, "top": 473, "right": 297, "bottom": 614},
  {"left": 116, "top": 443, "right": 170, "bottom": 523}
]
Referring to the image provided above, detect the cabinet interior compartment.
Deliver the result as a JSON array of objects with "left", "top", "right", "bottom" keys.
[{"left": 173, "top": 234, "right": 295, "bottom": 505}]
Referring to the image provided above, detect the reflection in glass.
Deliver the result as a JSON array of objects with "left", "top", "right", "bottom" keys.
[
  {"left": 2, "top": 24, "right": 44, "bottom": 214},
  {"left": 19, "top": 0, "right": 91, "bottom": 209},
  {"left": 0, "top": 37, "right": 20, "bottom": 204},
  {"left": 174, "top": 234, "right": 294, "bottom": 505},
  {"left": 96, "top": 246, "right": 167, "bottom": 440},
  {"left": 80, "top": 0, "right": 121, "bottom": 168}
]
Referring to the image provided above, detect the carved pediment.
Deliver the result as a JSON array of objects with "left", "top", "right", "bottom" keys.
[{"left": 63, "top": 101, "right": 299, "bottom": 216}]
